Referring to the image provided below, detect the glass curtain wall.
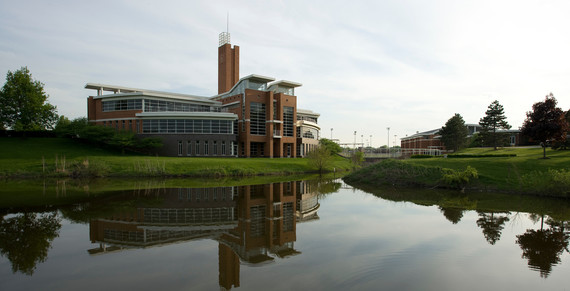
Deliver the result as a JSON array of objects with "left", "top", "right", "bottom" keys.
[{"left": 250, "top": 102, "right": 266, "bottom": 135}]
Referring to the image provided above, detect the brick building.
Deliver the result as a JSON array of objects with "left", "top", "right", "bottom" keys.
[
  {"left": 400, "top": 124, "right": 522, "bottom": 156},
  {"left": 86, "top": 32, "right": 319, "bottom": 157}
]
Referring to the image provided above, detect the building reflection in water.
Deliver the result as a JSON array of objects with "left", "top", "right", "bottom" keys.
[{"left": 88, "top": 181, "right": 320, "bottom": 290}]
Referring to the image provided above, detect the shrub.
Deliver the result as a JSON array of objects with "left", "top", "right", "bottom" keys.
[
  {"left": 521, "top": 169, "right": 570, "bottom": 196},
  {"left": 411, "top": 154, "right": 436, "bottom": 159},
  {"left": 441, "top": 166, "right": 478, "bottom": 191},
  {"left": 447, "top": 154, "right": 516, "bottom": 158}
]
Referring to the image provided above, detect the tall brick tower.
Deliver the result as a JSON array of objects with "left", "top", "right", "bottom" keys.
[{"left": 218, "top": 32, "right": 239, "bottom": 94}]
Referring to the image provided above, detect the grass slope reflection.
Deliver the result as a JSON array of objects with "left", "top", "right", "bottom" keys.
[{"left": 346, "top": 181, "right": 570, "bottom": 278}]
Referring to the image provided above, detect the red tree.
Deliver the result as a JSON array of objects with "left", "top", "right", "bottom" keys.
[{"left": 521, "top": 93, "right": 569, "bottom": 158}]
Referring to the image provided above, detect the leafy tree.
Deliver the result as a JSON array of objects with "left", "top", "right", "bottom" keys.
[
  {"left": 79, "top": 124, "right": 116, "bottom": 144},
  {"left": 136, "top": 137, "right": 163, "bottom": 154},
  {"left": 552, "top": 110, "right": 570, "bottom": 150},
  {"left": 439, "top": 113, "right": 468, "bottom": 152},
  {"left": 479, "top": 100, "right": 511, "bottom": 149},
  {"left": 54, "top": 116, "right": 88, "bottom": 137},
  {"left": 109, "top": 130, "right": 137, "bottom": 154},
  {"left": 306, "top": 146, "right": 332, "bottom": 174},
  {"left": 319, "top": 138, "right": 342, "bottom": 155},
  {"left": 0, "top": 67, "right": 58, "bottom": 130},
  {"left": 521, "top": 93, "right": 569, "bottom": 158},
  {"left": 0, "top": 212, "right": 61, "bottom": 275},
  {"left": 351, "top": 151, "right": 364, "bottom": 168}
]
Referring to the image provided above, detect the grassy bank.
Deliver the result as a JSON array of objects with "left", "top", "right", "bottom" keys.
[
  {"left": 349, "top": 184, "right": 570, "bottom": 221},
  {"left": 0, "top": 137, "right": 352, "bottom": 178},
  {"left": 344, "top": 147, "right": 570, "bottom": 197}
]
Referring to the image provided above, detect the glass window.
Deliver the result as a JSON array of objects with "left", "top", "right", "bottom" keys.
[
  {"left": 250, "top": 102, "right": 266, "bottom": 135},
  {"left": 102, "top": 99, "right": 143, "bottom": 112},
  {"left": 204, "top": 141, "right": 209, "bottom": 155},
  {"left": 140, "top": 119, "right": 234, "bottom": 134},
  {"left": 142, "top": 99, "right": 217, "bottom": 113},
  {"left": 283, "top": 107, "right": 294, "bottom": 137}
]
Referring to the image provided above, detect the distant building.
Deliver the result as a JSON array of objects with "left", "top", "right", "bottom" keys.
[
  {"left": 400, "top": 124, "right": 521, "bottom": 156},
  {"left": 86, "top": 32, "right": 319, "bottom": 157}
]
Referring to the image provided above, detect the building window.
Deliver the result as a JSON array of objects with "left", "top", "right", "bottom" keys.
[
  {"left": 300, "top": 127, "right": 318, "bottom": 139},
  {"left": 232, "top": 141, "right": 237, "bottom": 156},
  {"left": 195, "top": 141, "right": 200, "bottom": 156},
  {"left": 102, "top": 99, "right": 142, "bottom": 112},
  {"left": 273, "top": 100, "right": 277, "bottom": 120},
  {"left": 213, "top": 141, "right": 218, "bottom": 155},
  {"left": 178, "top": 141, "right": 182, "bottom": 156},
  {"left": 128, "top": 120, "right": 132, "bottom": 130},
  {"left": 283, "top": 106, "right": 294, "bottom": 137},
  {"left": 204, "top": 141, "right": 209, "bottom": 155},
  {"left": 222, "top": 141, "right": 226, "bottom": 155},
  {"left": 250, "top": 143, "right": 258, "bottom": 157},
  {"left": 187, "top": 141, "right": 192, "bottom": 156},
  {"left": 136, "top": 120, "right": 140, "bottom": 133},
  {"left": 250, "top": 102, "right": 266, "bottom": 135},
  {"left": 143, "top": 99, "right": 215, "bottom": 113},
  {"left": 141, "top": 119, "right": 234, "bottom": 134}
]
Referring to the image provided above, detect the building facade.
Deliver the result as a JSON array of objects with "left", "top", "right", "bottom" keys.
[
  {"left": 400, "top": 124, "right": 522, "bottom": 156},
  {"left": 86, "top": 32, "right": 319, "bottom": 157}
]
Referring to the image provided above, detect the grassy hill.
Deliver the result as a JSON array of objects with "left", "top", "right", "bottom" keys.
[
  {"left": 0, "top": 137, "right": 352, "bottom": 178},
  {"left": 345, "top": 147, "right": 570, "bottom": 197}
]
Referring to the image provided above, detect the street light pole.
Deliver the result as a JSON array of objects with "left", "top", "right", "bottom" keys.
[
  {"left": 331, "top": 128, "right": 333, "bottom": 140},
  {"left": 387, "top": 127, "right": 390, "bottom": 158},
  {"left": 354, "top": 131, "right": 357, "bottom": 150}
]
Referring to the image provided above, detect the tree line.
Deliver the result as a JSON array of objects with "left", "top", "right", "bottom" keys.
[{"left": 440, "top": 96, "right": 569, "bottom": 158}]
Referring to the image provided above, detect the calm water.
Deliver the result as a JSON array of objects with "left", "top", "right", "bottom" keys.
[{"left": 0, "top": 178, "right": 569, "bottom": 290}]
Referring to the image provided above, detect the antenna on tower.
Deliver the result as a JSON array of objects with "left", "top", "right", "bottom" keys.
[{"left": 219, "top": 12, "right": 231, "bottom": 46}]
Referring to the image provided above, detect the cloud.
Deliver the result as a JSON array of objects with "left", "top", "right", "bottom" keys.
[{"left": 1, "top": 0, "right": 569, "bottom": 145}]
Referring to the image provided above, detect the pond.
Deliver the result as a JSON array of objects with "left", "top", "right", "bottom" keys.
[{"left": 0, "top": 178, "right": 569, "bottom": 290}]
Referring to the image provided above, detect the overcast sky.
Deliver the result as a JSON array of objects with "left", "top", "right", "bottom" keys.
[{"left": 1, "top": 0, "right": 569, "bottom": 147}]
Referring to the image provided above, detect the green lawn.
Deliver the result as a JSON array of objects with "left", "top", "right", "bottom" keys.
[
  {"left": 406, "top": 147, "right": 569, "bottom": 189},
  {"left": 0, "top": 137, "right": 352, "bottom": 177},
  {"left": 344, "top": 146, "right": 570, "bottom": 197}
]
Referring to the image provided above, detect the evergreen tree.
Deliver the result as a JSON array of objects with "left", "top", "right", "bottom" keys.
[
  {"left": 479, "top": 100, "right": 511, "bottom": 149},
  {"left": 439, "top": 113, "right": 468, "bottom": 152}
]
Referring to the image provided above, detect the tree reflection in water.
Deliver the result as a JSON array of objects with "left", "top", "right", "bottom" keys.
[
  {"left": 476, "top": 212, "right": 510, "bottom": 245},
  {"left": 0, "top": 212, "right": 61, "bottom": 275},
  {"left": 516, "top": 215, "right": 570, "bottom": 278},
  {"left": 438, "top": 207, "right": 465, "bottom": 224}
]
